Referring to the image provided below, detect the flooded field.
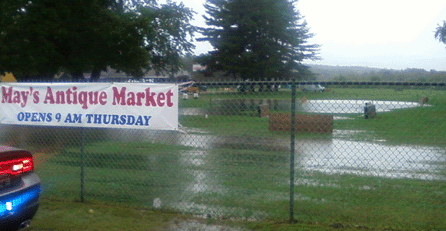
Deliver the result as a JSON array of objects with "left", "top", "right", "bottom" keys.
[
  {"left": 96, "top": 97, "right": 445, "bottom": 184},
  {"left": 97, "top": 125, "right": 446, "bottom": 222},
  {"left": 107, "top": 127, "right": 446, "bottom": 181},
  {"left": 1, "top": 97, "right": 445, "bottom": 228}
]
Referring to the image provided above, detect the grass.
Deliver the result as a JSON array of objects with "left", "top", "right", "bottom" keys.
[
  {"left": 34, "top": 140, "right": 446, "bottom": 230},
  {"left": 180, "top": 86, "right": 440, "bottom": 106},
  {"left": 36, "top": 142, "right": 196, "bottom": 204},
  {"left": 181, "top": 87, "right": 446, "bottom": 146},
  {"left": 332, "top": 88, "right": 446, "bottom": 146},
  {"left": 28, "top": 199, "right": 176, "bottom": 231},
  {"left": 28, "top": 198, "right": 242, "bottom": 231},
  {"left": 27, "top": 198, "right": 349, "bottom": 231},
  {"left": 27, "top": 86, "right": 446, "bottom": 230},
  {"left": 180, "top": 115, "right": 331, "bottom": 140},
  {"left": 290, "top": 173, "right": 446, "bottom": 229},
  {"left": 335, "top": 106, "right": 446, "bottom": 146}
]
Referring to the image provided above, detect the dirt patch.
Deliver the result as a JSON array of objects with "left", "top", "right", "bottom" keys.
[
  {"left": 33, "top": 152, "right": 51, "bottom": 166},
  {"left": 32, "top": 148, "right": 59, "bottom": 166}
]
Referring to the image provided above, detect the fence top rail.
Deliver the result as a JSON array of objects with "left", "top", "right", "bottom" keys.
[
  {"left": 9, "top": 79, "right": 446, "bottom": 87},
  {"left": 191, "top": 81, "right": 446, "bottom": 87}
]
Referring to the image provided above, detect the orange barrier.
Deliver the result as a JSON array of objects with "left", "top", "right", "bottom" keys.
[{"left": 269, "top": 113, "right": 333, "bottom": 133}]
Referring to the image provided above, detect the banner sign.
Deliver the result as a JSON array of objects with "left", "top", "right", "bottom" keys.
[{"left": 0, "top": 82, "right": 178, "bottom": 130}]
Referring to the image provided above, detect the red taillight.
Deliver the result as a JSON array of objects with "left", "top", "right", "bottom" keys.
[{"left": 0, "top": 157, "right": 34, "bottom": 176}]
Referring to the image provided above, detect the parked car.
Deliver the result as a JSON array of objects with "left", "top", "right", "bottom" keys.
[
  {"left": 301, "top": 84, "right": 325, "bottom": 92},
  {"left": 0, "top": 145, "right": 40, "bottom": 231}
]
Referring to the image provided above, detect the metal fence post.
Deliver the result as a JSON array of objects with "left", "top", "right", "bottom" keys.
[
  {"left": 80, "top": 127, "right": 85, "bottom": 203},
  {"left": 290, "top": 78, "right": 296, "bottom": 223}
]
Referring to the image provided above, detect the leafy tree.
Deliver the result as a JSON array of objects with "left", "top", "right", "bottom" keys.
[
  {"left": 198, "top": 0, "right": 319, "bottom": 82},
  {"left": 0, "top": 0, "right": 196, "bottom": 81},
  {"left": 435, "top": 21, "right": 446, "bottom": 44}
]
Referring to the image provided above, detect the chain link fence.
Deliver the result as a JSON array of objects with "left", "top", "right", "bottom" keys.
[{"left": 1, "top": 80, "right": 445, "bottom": 229}]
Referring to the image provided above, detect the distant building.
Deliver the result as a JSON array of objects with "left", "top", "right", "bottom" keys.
[{"left": 192, "top": 64, "right": 206, "bottom": 72}]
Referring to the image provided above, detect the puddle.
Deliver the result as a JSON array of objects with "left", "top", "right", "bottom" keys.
[
  {"left": 294, "top": 178, "right": 340, "bottom": 188},
  {"left": 180, "top": 149, "right": 208, "bottom": 167},
  {"left": 295, "top": 139, "right": 446, "bottom": 180},
  {"left": 100, "top": 128, "right": 445, "bottom": 218},
  {"left": 168, "top": 201, "right": 267, "bottom": 221},
  {"left": 104, "top": 128, "right": 446, "bottom": 181},
  {"left": 168, "top": 220, "right": 249, "bottom": 231},
  {"left": 196, "top": 99, "right": 424, "bottom": 115},
  {"left": 182, "top": 169, "right": 226, "bottom": 194},
  {"left": 294, "top": 178, "right": 375, "bottom": 190},
  {"left": 333, "top": 116, "right": 355, "bottom": 120},
  {"left": 301, "top": 99, "right": 422, "bottom": 114},
  {"left": 2, "top": 98, "right": 444, "bottom": 221}
]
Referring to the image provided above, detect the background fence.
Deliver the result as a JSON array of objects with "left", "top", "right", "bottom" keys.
[{"left": 1, "top": 81, "right": 446, "bottom": 230}]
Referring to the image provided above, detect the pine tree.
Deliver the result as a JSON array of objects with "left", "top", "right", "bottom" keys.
[{"left": 198, "top": 0, "right": 319, "bottom": 81}]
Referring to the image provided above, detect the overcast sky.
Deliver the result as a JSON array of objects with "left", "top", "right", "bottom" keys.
[{"left": 170, "top": 0, "right": 446, "bottom": 71}]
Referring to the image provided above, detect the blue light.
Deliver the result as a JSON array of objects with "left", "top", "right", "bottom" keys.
[{"left": 0, "top": 185, "right": 40, "bottom": 217}]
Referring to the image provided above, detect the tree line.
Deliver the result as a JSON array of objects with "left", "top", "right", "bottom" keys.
[
  {"left": 0, "top": 0, "right": 319, "bottom": 82},
  {"left": 2, "top": 0, "right": 446, "bottom": 82},
  {"left": 310, "top": 65, "right": 446, "bottom": 83},
  {"left": 0, "top": 0, "right": 195, "bottom": 81}
]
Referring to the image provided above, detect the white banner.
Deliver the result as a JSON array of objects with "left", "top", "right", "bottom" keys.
[{"left": 0, "top": 82, "right": 178, "bottom": 130}]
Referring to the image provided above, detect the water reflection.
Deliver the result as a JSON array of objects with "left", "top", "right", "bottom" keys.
[
  {"left": 302, "top": 99, "right": 422, "bottom": 114},
  {"left": 295, "top": 139, "right": 446, "bottom": 180},
  {"left": 102, "top": 126, "right": 445, "bottom": 180},
  {"left": 197, "top": 99, "right": 424, "bottom": 115},
  {"left": 179, "top": 149, "right": 227, "bottom": 194}
]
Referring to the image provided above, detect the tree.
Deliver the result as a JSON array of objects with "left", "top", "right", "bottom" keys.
[
  {"left": 435, "top": 21, "right": 446, "bottom": 44},
  {"left": 0, "top": 0, "right": 196, "bottom": 81},
  {"left": 198, "top": 0, "right": 319, "bottom": 82}
]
